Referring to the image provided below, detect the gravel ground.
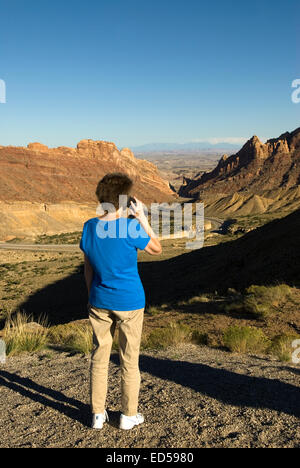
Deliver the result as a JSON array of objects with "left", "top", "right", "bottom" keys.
[{"left": 0, "top": 344, "right": 299, "bottom": 448}]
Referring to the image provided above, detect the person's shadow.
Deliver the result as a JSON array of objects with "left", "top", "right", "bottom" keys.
[
  {"left": 0, "top": 370, "right": 90, "bottom": 426},
  {"left": 114, "top": 354, "right": 300, "bottom": 419},
  {"left": 1, "top": 353, "right": 299, "bottom": 429}
]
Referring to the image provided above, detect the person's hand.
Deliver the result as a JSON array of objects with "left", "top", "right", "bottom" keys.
[{"left": 130, "top": 197, "right": 147, "bottom": 222}]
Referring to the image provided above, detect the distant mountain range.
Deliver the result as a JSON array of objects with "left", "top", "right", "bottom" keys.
[{"left": 131, "top": 141, "right": 243, "bottom": 153}]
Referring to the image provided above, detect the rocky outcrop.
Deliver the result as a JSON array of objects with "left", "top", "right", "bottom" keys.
[
  {"left": 0, "top": 201, "right": 97, "bottom": 239},
  {"left": 180, "top": 128, "right": 300, "bottom": 197},
  {"left": 0, "top": 139, "right": 174, "bottom": 204}
]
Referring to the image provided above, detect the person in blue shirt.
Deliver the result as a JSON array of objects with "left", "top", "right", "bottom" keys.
[{"left": 80, "top": 172, "right": 162, "bottom": 431}]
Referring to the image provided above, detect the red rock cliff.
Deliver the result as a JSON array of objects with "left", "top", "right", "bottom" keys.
[{"left": 0, "top": 139, "right": 174, "bottom": 204}]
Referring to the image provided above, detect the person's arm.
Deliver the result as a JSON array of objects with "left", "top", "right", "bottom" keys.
[
  {"left": 130, "top": 198, "right": 162, "bottom": 255},
  {"left": 84, "top": 254, "right": 94, "bottom": 295}
]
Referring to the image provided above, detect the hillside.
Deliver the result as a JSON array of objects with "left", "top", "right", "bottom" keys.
[
  {"left": 203, "top": 186, "right": 300, "bottom": 217},
  {"left": 15, "top": 208, "right": 300, "bottom": 326},
  {"left": 140, "top": 208, "right": 300, "bottom": 306},
  {"left": 180, "top": 128, "right": 300, "bottom": 199},
  {"left": 0, "top": 140, "right": 173, "bottom": 204},
  {"left": 0, "top": 140, "right": 174, "bottom": 239}
]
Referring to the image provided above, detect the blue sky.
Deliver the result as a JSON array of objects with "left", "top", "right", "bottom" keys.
[{"left": 0, "top": 0, "right": 299, "bottom": 148}]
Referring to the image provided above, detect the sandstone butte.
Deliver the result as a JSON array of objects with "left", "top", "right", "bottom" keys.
[
  {"left": 0, "top": 139, "right": 175, "bottom": 239},
  {"left": 180, "top": 127, "right": 300, "bottom": 197},
  {"left": 0, "top": 139, "right": 174, "bottom": 204}
]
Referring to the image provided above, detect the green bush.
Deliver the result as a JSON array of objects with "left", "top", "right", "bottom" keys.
[
  {"left": 146, "top": 306, "right": 162, "bottom": 316},
  {"left": 223, "top": 326, "right": 270, "bottom": 354},
  {"left": 269, "top": 334, "right": 299, "bottom": 362},
  {"left": 191, "top": 330, "right": 209, "bottom": 345},
  {"left": 142, "top": 322, "right": 193, "bottom": 349},
  {"left": 224, "top": 284, "right": 293, "bottom": 319}
]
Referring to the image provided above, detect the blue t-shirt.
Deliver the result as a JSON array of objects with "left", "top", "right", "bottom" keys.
[{"left": 80, "top": 217, "right": 151, "bottom": 311}]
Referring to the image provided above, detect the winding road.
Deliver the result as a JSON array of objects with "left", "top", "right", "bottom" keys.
[{"left": 0, "top": 218, "right": 225, "bottom": 252}]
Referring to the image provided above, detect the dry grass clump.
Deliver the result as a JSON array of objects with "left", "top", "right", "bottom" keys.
[
  {"left": 4, "top": 312, "right": 48, "bottom": 355},
  {"left": 49, "top": 321, "right": 121, "bottom": 354},
  {"left": 269, "top": 334, "right": 300, "bottom": 362},
  {"left": 224, "top": 284, "right": 293, "bottom": 319},
  {"left": 142, "top": 322, "right": 207, "bottom": 349},
  {"left": 178, "top": 294, "right": 212, "bottom": 306},
  {"left": 223, "top": 326, "right": 270, "bottom": 354},
  {"left": 146, "top": 306, "right": 162, "bottom": 316},
  {"left": 48, "top": 321, "right": 93, "bottom": 355}
]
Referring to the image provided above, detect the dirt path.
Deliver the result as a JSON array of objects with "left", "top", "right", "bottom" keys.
[{"left": 0, "top": 344, "right": 299, "bottom": 448}]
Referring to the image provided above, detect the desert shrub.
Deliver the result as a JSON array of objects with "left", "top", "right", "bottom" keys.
[
  {"left": 146, "top": 306, "right": 162, "bottom": 316},
  {"left": 142, "top": 322, "right": 193, "bottom": 349},
  {"left": 269, "top": 334, "right": 300, "bottom": 362},
  {"left": 36, "top": 232, "right": 81, "bottom": 245},
  {"left": 178, "top": 294, "right": 213, "bottom": 307},
  {"left": 246, "top": 284, "right": 292, "bottom": 307},
  {"left": 0, "top": 305, "right": 13, "bottom": 322},
  {"left": 4, "top": 312, "right": 48, "bottom": 356},
  {"left": 224, "top": 284, "right": 293, "bottom": 319},
  {"left": 186, "top": 295, "right": 210, "bottom": 305},
  {"left": 66, "top": 326, "right": 93, "bottom": 355},
  {"left": 48, "top": 322, "right": 93, "bottom": 355},
  {"left": 49, "top": 320, "right": 121, "bottom": 354},
  {"left": 223, "top": 326, "right": 270, "bottom": 354},
  {"left": 224, "top": 298, "right": 269, "bottom": 319},
  {"left": 191, "top": 329, "right": 209, "bottom": 345}
]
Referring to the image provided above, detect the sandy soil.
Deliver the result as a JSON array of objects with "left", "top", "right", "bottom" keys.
[{"left": 0, "top": 344, "right": 299, "bottom": 448}]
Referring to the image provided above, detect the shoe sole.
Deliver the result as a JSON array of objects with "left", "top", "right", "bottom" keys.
[
  {"left": 91, "top": 424, "right": 104, "bottom": 430},
  {"left": 119, "top": 421, "right": 144, "bottom": 430}
]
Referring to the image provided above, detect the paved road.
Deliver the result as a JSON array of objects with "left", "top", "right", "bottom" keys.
[
  {"left": 0, "top": 243, "right": 80, "bottom": 252},
  {"left": 0, "top": 218, "right": 225, "bottom": 253}
]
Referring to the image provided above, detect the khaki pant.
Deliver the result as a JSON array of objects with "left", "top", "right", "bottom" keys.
[{"left": 88, "top": 304, "right": 144, "bottom": 416}]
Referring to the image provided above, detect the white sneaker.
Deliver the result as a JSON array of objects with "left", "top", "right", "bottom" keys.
[
  {"left": 91, "top": 410, "right": 109, "bottom": 430},
  {"left": 119, "top": 413, "right": 144, "bottom": 430}
]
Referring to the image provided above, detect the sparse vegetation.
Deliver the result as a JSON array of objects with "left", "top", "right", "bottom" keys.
[
  {"left": 223, "top": 326, "right": 270, "bottom": 354},
  {"left": 0, "top": 227, "right": 299, "bottom": 362},
  {"left": 146, "top": 305, "right": 162, "bottom": 316},
  {"left": 48, "top": 321, "right": 120, "bottom": 354},
  {"left": 191, "top": 329, "right": 209, "bottom": 346},
  {"left": 142, "top": 322, "right": 193, "bottom": 349},
  {"left": 66, "top": 326, "right": 93, "bottom": 355},
  {"left": 269, "top": 334, "right": 300, "bottom": 362},
  {"left": 35, "top": 232, "right": 82, "bottom": 245},
  {"left": 224, "top": 284, "right": 293, "bottom": 319},
  {"left": 179, "top": 294, "right": 211, "bottom": 306},
  {"left": 224, "top": 212, "right": 289, "bottom": 235},
  {"left": 3, "top": 312, "right": 49, "bottom": 356},
  {"left": 48, "top": 321, "right": 93, "bottom": 355}
]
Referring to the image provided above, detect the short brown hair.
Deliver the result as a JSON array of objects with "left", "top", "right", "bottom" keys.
[{"left": 96, "top": 172, "right": 133, "bottom": 209}]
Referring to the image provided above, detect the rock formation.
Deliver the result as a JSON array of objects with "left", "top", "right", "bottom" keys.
[
  {"left": 0, "top": 139, "right": 174, "bottom": 239},
  {"left": 180, "top": 127, "right": 300, "bottom": 197},
  {"left": 0, "top": 139, "right": 174, "bottom": 204}
]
